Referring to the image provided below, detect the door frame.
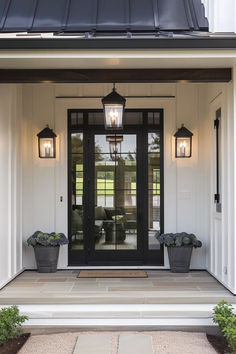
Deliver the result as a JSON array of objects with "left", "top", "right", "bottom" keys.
[
  {"left": 86, "top": 126, "right": 145, "bottom": 265},
  {"left": 67, "top": 108, "right": 164, "bottom": 266}
]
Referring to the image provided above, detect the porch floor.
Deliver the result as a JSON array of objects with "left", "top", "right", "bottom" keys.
[{"left": 0, "top": 270, "right": 234, "bottom": 305}]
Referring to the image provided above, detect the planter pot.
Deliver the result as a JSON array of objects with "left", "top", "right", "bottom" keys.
[
  {"left": 167, "top": 245, "right": 193, "bottom": 273},
  {"left": 34, "top": 245, "right": 60, "bottom": 273}
]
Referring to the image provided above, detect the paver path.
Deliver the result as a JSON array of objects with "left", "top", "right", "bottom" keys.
[
  {"left": 73, "top": 333, "right": 154, "bottom": 354},
  {"left": 73, "top": 334, "right": 111, "bottom": 354},
  {"left": 19, "top": 331, "right": 217, "bottom": 354},
  {"left": 118, "top": 334, "right": 154, "bottom": 354}
]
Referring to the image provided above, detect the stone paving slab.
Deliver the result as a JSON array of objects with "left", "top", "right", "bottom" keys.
[
  {"left": 1, "top": 270, "right": 235, "bottom": 306},
  {"left": 73, "top": 334, "right": 112, "bottom": 354},
  {"left": 118, "top": 334, "right": 154, "bottom": 354}
]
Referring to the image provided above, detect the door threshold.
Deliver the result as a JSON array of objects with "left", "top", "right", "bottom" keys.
[{"left": 65, "top": 266, "right": 167, "bottom": 270}]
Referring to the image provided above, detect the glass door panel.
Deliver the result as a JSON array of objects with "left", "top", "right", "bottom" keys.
[
  {"left": 148, "top": 133, "right": 161, "bottom": 250},
  {"left": 94, "top": 134, "right": 137, "bottom": 251},
  {"left": 70, "top": 133, "right": 84, "bottom": 250}
]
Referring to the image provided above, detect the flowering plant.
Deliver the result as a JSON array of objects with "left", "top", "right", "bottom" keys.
[
  {"left": 156, "top": 232, "right": 202, "bottom": 248},
  {"left": 27, "top": 231, "right": 68, "bottom": 247}
]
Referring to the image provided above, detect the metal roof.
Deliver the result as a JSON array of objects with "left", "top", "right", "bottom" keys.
[{"left": 0, "top": 0, "right": 208, "bottom": 34}]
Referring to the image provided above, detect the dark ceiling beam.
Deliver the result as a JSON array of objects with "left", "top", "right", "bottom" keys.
[{"left": 0, "top": 68, "right": 231, "bottom": 83}]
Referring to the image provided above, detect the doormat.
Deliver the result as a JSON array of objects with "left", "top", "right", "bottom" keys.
[{"left": 77, "top": 270, "right": 148, "bottom": 278}]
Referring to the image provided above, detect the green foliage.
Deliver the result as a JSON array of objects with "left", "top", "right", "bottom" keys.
[
  {"left": 27, "top": 231, "right": 69, "bottom": 247},
  {"left": 0, "top": 306, "right": 28, "bottom": 345},
  {"left": 157, "top": 232, "right": 202, "bottom": 248},
  {"left": 213, "top": 300, "right": 236, "bottom": 352}
]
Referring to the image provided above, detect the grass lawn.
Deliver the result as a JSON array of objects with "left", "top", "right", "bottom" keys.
[{"left": 76, "top": 178, "right": 160, "bottom": 195}]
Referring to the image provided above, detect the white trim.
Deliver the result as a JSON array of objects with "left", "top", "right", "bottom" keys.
[
  {"left": 0, "top": 303, "right": 230, "bottom": 327},
  {"left": 1, "top": 49, "right": 236, "bottom": 59},
  {"left": 24, "top": 318, "right": 215, "bottom": 327}
]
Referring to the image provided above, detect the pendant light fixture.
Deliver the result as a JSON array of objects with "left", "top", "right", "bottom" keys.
[{"left": 102, "top": 83, "right": 126, "bottom": 130}]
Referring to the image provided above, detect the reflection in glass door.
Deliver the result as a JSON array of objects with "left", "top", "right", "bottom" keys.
[
  {"left": 94, "top": 134, "right": 137, "bottom": 251},
  {"left": 68, "top": 109, "right": 163, "bottom": 266}
]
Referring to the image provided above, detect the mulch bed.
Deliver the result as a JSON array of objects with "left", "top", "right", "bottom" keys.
[
  {"left": 207, "top": 334, "right": 232, "bottom": 354},
  {"left": 0, "top": 333, "right": 30, "bottom": 354}
]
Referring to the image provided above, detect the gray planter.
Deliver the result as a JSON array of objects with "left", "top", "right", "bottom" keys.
[
  {"left": 34, "top": 245, "right": 60, "bottom": 273},
  {"left": 167, "top": 245, "right": 193, "bottom": 273}
]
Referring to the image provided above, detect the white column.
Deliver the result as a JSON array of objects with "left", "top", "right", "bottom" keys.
[
  {"left": 0, "top": 85, "right": 23, "bottom": 289},
  {"left": 232, "top": 67, "right": 236, "bottom": 294}
]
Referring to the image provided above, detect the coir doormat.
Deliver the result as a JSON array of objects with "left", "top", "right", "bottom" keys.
[{"left": 77, "top": 270, "right": 148, "bottom": 278}]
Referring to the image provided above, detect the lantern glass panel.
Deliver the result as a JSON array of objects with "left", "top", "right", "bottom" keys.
[
  {"left": 39, "top": 138, "right": 54, "bottom": 158},
  {"left": 176, "top": 137, "right": 191, "bottom": 158},
  {"left": 104, "top": 105, "right": 123, "bottom": 129},
  {"left": 109, "top": 140, "right": 121, "bottom": 159}
]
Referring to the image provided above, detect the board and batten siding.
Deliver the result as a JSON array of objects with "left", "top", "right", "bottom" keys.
[
  {"left": 22, "top": 83, "right": 210, "bottom": 272},
  {"left": 206, "top": 81, "right": 236, "bottom": 294},
  {"left": 202, "top": 0, "right": 236, "bottom": 33},
  {"left": 0, "top": 84, "right": 23, "bottom": 288},
  {"left": 0, "top": 81, "right": 234, "bottom": 294}
]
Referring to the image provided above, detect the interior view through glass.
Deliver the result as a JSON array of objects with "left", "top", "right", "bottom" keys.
[{"left": 68, "top": 110, "right": 163, "bottom": 265}]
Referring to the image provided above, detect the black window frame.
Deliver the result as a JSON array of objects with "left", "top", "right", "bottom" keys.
[{"left": 67, "top": 108, "right": 164, "bottom": 266}]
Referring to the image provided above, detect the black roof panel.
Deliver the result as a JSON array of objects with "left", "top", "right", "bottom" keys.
[
  {"left": 158, "top": 0, "right": 190, "bottom": 31},
  {"left": 66, "top": 0, "right": 97, "bottom": 31},
  {"left": 3, "top": 0, "right": 36, "bottom": 32},
  {"left": 0, "top": 0, "right": 209, "bottom": 33},
  {"left": 129, "top": 0, "right": 157, "bottom": 31},
  {"left": 32, "top": 0, "right": 69, "bottom": 32}
]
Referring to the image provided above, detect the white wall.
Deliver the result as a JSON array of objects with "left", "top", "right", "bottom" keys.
[
  {"left": 204, "top": 81, "right": 236, "bottom": 294},
  {"left": 202, "top": 0, "right": 236, "bottom": 33},
  {"left": 22, "top": 83, "right": 211, "bottom": 270},
  {"left": 0, "top": 84, "right": 23, "bottom": 289}
]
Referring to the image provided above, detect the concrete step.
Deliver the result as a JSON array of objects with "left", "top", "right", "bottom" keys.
[{"left": 2, "top": 303, "right": 227, "bottom": 327}]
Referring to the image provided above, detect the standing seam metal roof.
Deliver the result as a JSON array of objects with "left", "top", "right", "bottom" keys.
[{"left": 0, "top": 0, "right": 208, "bottom": 33}]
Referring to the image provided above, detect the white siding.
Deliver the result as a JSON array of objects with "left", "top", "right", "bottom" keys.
[
  {"left": 22, "top": 83, "right": 211, "bottom": 271},
  {"left": 206, "top": 82, "right": 236, "bottom": 294},
  {"left": 203, "top": 0, "right": 236, "bottom": 33},
  {"left": 0, "top": 85, "right": 23, "bottom": 288}
]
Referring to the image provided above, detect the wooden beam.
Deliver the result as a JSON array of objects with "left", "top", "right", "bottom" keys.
[{"left": 0, "top": 68, "right": 231, "bottom": 83}]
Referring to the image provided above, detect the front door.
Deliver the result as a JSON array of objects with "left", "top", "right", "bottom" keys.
[{"left": 68, "top": 109, "right": 164, "bottom": 266}]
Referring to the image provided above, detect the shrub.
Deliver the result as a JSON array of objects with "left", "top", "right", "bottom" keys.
[
  {"left": 156, "top": 232, "right": 202, "bottom": 248},
  {"left": 0, "top": 306, "right": 28, "bottom": 345},
  {"left": 213, "top": 300, "right": 236, "bottom": 352},
  {"left": 27, "top": 231, "right": 69, "bottom": 247}
]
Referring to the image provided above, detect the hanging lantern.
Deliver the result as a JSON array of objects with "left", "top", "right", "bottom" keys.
[
  {"left": 102, "top": 84, "right": 126, "bottom": 130},
  {"left": 174, "top": 124, "right": 193, "bottom": 158},
  {"left": 37, "top": 125, "right": 57, "bottom": 158},
  {"left": 106, "top": 135, "right": 123, "bottom": 161}
]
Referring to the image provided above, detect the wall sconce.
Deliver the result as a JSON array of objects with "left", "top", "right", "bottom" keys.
[
  {"left": 37, "top": 125, "right": 57, "bottom": 158},
  {"left": 106, "top": 135, "right": 123, "bottom": 161},
  {"left": 174, "top": 124, "right": 193, "bottom": 158},
  {"left": 102, "top": 84, "right": 126, "bottom": 130}
]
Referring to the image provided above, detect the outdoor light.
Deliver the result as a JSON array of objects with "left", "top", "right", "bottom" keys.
[
  {"left": 37, "top": 125, "right": 57, "bottom": 158},
  {"left": 106, "top": 135, "right": 123, "bottom": 161},
  {"left": 174, "top": 124, "right": 193, "bottom": 158},
  {"left": 102, "top": 84, "right": 126, "bottom": 130}
]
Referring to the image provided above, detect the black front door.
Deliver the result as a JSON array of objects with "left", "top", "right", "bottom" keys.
[{"left": 68, "top": 109, "right": 164, "bottom": 266}]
